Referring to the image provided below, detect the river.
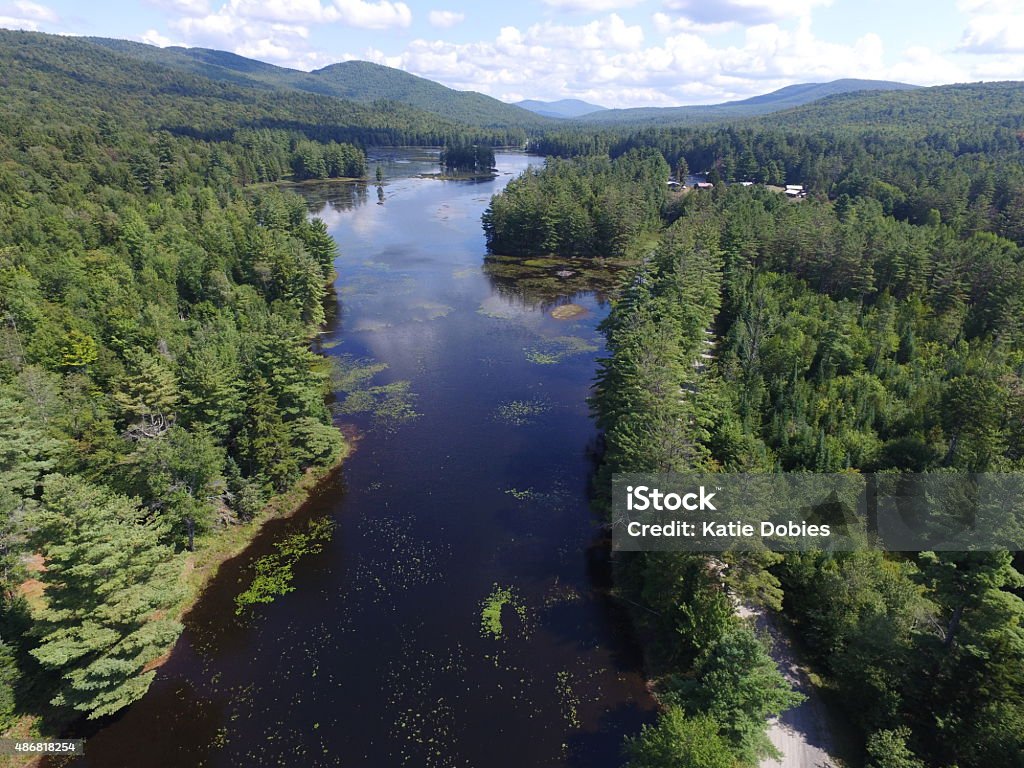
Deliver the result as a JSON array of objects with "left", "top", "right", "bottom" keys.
[{"left": 71, "top": 149, "right": 656, "bottom": 767}]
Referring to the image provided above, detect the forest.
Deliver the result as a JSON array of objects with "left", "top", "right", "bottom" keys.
[
  {"left": 3, "top": 23, "right": 1024, "bottom": 766},
  {"left": 485, "top": 109, "right": 1024, "bottom": 766},
  {"left": 0, "top": 31, "right": 426, "bottom": 732}
]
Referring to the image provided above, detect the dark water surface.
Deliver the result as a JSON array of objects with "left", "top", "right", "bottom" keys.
[{"left": 75, "top": 149, "right": 655, "bottom": 767}]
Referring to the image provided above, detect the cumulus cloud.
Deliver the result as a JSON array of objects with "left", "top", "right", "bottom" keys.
[
  {"left": 428, "top": 9, "right": 464, "bottom": 28},
  {"left": 153, "top": 0, "right": 410, "bottom": 68},
  {"left": 141, "top": 28, "right": 183, "bottom": 46},
  {"left": 661, "top": 0, "right": 833, "bottom": 25},
  {"left": 0, "top": 0, "right": 58, "bottom": 29},
  {"left": 333, "top": 0, "right": 411, "bottom": 29},
  {"left": 889, "top": 45, "right": 967, "bottom": 85},
  {"left": 526, "top": 14, "right": 644, "bottom": 50},
  {"left": 358, "top": 12, "right": 977, "bottom": 109},
  {"left": 651, "top": 11, "right": 736, "bottom": 35},
  {"left": 957, "top": 0, "right": 1024, "bottom": 53},
  {"left": 129, "top": 0, "right": 1022, "bottom": 105}
]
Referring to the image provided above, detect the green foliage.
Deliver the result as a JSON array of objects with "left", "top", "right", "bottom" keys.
[
  {"left": 575, "top": 124, "right": 1024, "bottom": 767},
  {"left": 27, "top": 476, "right": 183, "bottom": 719},
  {"left": 479, "top": 585, "right": 527, "bottom": 639},
  {"left": 865, "top": 728, "right": 925, "bottom": 768},
  {"left": 623, "top": 708, "right": 735, "bottom": 768},
  {"left": 235, "top": 518, "right": 334, "bottom": 614},
  {"left": 0, "top": 29, "right": 353, "bottom": 723},
  {"left": 440, "top": 140, "right": 496, "bottom": 173},
  {"left": 483, "top": 150, "right": 670, "bottom": 258},
  {"left": 665, "top": 627, "right": 804, "bottom": 764}
]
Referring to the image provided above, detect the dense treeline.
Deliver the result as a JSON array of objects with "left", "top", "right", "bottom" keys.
[
  {"left": 597, "top": 187, "right": 1024, "bottom": 765},
  {"left": 482, "top": 150, "right": 669, "bottom": 257},
  {"left": 485, "top": 139, "right": 1024, "bottom": 764},
  {"left": 532, "top": 82, "right": 1024, "bottom": 246},
  {"left": 0, "top": 61, "right": 353, "bottom": 727},
  {"left": 440, "top": 140, "right": 496, "bottom": 173}
]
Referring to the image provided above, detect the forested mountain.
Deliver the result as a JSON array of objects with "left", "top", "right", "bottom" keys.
[
  {"left": 87, "top": 38, "right": 551, "bottom": 131},
  {"left": 1, "top": 30, "right": 532, "bottom": 147},
  {"left": 573, "top": 78, "right": 916, "bottom": 125},
  {"left": 760, "top": 79, "right": 1024, "bottom": 133},
  {"left": 514, "top": 99, "right": 607, "bottom": 118}
]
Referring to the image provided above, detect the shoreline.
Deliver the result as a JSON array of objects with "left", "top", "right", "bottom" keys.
[{"left": 5, "top": 440, "right": 351, "bottom": 768}]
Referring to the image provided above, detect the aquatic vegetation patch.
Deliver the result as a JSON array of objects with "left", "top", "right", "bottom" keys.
[
  {"left": 331, "top": 355, "right": 419, "bottom": 426},
  {"left": 337, "top": 381, "right": 419, "bottom": 425},
  {"left": 332, "top": 355, "right": 388, "bottom": 390},
  {"left": 235, "top": 517, "right": 335, "bottom": 614},
  {"left": 542, "top": 578, "right": 581, "bottom": 608},
  {"left": 384, "top": 639, "right": 468, "bottom": 767},
  {"left": 482, "top": 254, "right": 632, "bottom": 307},
  {"left": 505, "top": 487, "right": 536, "bottom": 501},
  {"left": 480, "top": 585, "right": 528, "bottom": 639},
  {"left": 524, "top": 335, "right": 599, "bottom": 364},
  {"left": 504, "top": 487, "right": 564, "bottom": 508},
  {"left": 555, "top": 671, "right": 581, "bottom": 728},
  {"left": 493, "top": 398, "right": 550, "bottom": 426}
]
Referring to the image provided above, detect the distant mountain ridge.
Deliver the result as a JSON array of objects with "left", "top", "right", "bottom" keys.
[
  {"left": 82, "top": 39, "right": 917, "bottom": 131},
  {"left": 85, "top": 38, "right": 552, "bottom": 130},
  {"left": 574, "top": 79, "right": 919, "bottom": 125},
  {"left": 514, "top": 99, "right": 607, "bottom": 118}
]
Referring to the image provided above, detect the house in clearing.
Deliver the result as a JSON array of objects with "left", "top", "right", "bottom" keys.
[
  {"left": 785, "top": 184, "right": 806, "bottom": 198},
  {"left": 695, "top": 181, "right": 714, "bottom": 190}
]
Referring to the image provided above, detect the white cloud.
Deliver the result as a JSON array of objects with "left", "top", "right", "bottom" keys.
[
  {"left": 542, "top": 0, "right": 644, "bottom": 10},
  {"left": 363, "top": 12, "right": 972, "bottom": 109},
  {"left": 156, "top": 0, "right": 410, "bottom": 69},
  {"left": 888, "top": 45, "right": 968, "bottom": 85},
  {"left": 957, "top": 0, "right": 1024, "bottom": 52},
  {"left": 661, "top": 0, "right": 833, "bottom": 25},
  {"left": 141, "top": 28, "right": 181, "bottom": 46},
  {"left": 0, "top": 0, "right": 57, "bottom": 29},
  {"left": 12, "top": 0, "right": 56, "bottom": 21},
  {"left": 652, "top": 11, "right": 736, "bottom": 35},
  {"left": 526, "top": 14, "right": 644, "bottom": 50},
  {"left": 428, "top": 9, "right": 464, "bottom": 28},
  {"left": 129, "top": 0, "right": 1022, "bottom": 106},
  {"left": 332, "top": 0, "right": 411, "bottom": 29}
]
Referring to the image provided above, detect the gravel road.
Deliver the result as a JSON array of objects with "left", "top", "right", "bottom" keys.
[{"left": 738, "top": 604, "right": 849, "bottom": 768}]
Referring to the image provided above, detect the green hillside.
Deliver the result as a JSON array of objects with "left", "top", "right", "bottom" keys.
[
  {"left": 574, "top": 78, "right": 917, "bottom": 125},
  {"left": 86, "top": 38, "right": 551, "bottom": 131},
  {"left": 758, "top": 80, "right": 1024, "bottom": 135},
  {"left": 1, "top": 30, "right": 527, "bottom": 146}
]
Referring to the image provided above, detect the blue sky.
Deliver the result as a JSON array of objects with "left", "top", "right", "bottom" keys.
[{"left": 1, "top": 0, "right": 1022, "bottom": 107}]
